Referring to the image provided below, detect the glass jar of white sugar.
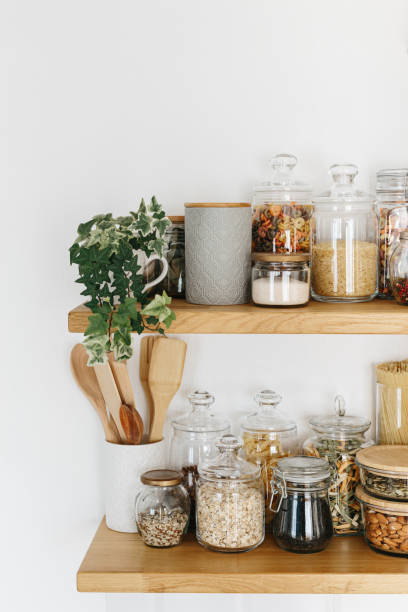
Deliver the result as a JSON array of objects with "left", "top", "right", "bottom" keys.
[{"left": 251, "top": 254, "right": 310, "bottom": 307}]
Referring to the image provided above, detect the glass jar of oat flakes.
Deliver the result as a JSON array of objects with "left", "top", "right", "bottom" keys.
[
  {"left": 252, "top": 153, "right": 312, "bottom": 256},
  {"left": 376, "top": 169, "right": 408, "bottom": 298},
  {"left": 311, "top": 163, "right": 378, "bottom": 302},
  {"left": 196, "top": 435, "right": 265, "bottom": 552},
  {"left": 241, "top": 390, "right": 298, "bottom": 529},
  {"left": 303, "top": 395, "right": 372, "bottom": 536},
  {"left": 169, "top": 391, "right": 230, "bottom": 524}
]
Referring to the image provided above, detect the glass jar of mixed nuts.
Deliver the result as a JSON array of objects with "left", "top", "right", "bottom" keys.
[
  {"left": 303, "top": 395, "right": 372, "bottom": 535},
  {"left": 376, "top": 169, "right": 408, "bottom": 298},
  {"left": 357, "top": 485, "right": 408, "bottom": 557},
  {"left": 252, "top": 153, "right": 312, "bottom": 256},
  {"left": 135, "top": 470, "right": 190, "bottom": 548},
  {"left": 241, "top": 390, "right": 298, "bottom": 529},
  {"left": 196, "top": 435, "right": 265, "bottom": 552}
]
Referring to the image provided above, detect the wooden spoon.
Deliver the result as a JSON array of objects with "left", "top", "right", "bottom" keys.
[
  {"left": 148, "top": 337, "right": 187, "bottom": 442},
  {"left": 70, "top": 344, "right": 121, "bottom": 443},
  {"left": 108, "top": 352, "right": 144, "bottom": 444},
  {"left": 93, "top": 362, "right": 127, "bottom": 443},
  {"left": 139, "top": 336, "right": 156, "bottom": 435}
]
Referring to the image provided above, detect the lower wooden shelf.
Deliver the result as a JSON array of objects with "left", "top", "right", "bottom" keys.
[{"left": 77, "top": 519, "right": 408, "bottom": 594}]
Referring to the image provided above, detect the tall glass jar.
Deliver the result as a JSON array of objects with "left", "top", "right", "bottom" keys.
[
  {"left": 135, "top": 470, "right": 190, "bottom": 548},
  {"left": 162, "top": 216, "right": 185, "bottom": 298},
  {"left": 251, "top": 254, "right": 310, "bottom": 306},
  {"left": 376, "top": 169, "right": 408, "bottom": 298},
  {"left": 252, "top": 153, "right": 312, "bottom": 255},
  {"left": 271, "top": 456, "right": 333, "bottom": 553},
  {"left": 241, "top": 390, "right": 298, "bottom": 528},
  {"left": 196, "top": 435, "right": 264, "bottom": 552},
  {"left": 303, "top": 395, "right": 372, "bottom": 535},
  {"left": 311, "top": 164, "right": 378, "bottom": 302},
  {"left": 169, "top": 391, "right": 230, "bottom": 522},
  {"left": 389, "top": 231, "right": 408, "bottom": 304}
]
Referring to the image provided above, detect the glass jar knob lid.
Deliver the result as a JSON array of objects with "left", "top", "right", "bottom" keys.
[{"left": 309, "top": 395, "right": 371, "bottom": 436}]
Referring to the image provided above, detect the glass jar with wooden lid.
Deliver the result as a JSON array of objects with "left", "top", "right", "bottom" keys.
[
  {"left": 251, "top": 253, "right": 310, "bottom": 306},
  {"left": 356, "top": 445, "right": 408, "bottom": 501},
  {"left": 135, "top": 469, "right": 190, "bottom": 548},
  {"left": 356, "top": 484, "right": 408, "bottom": 557}
]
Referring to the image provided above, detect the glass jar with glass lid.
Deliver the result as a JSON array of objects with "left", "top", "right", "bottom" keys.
[
  {"left": 311, "top": 163, "right": 378, "bottom": 302},
  {"left": 196, "top": 434, "right": 264, "bottom": 552},
  {"left": 241, "top": 389, "right": 298, "bottom": 528},
  {"left": 169, "top": 391, "right": 230, "bottom": 521},
  {"left": 135, "top": 469, "right": 190, "bottom": 548},
  {"left": 252, "top": 153, "right": 312, "bottom": 255},
  {"left": 389, "top": 230, "right": 408, "bottom": 304},
  {"left": 376, "top": 169, "right": 408, "bottom": 298},
  {"left": 251, "top": 254, "right": 310, "bottom": 307},
  {"left": 271, "top": 456, "right": 333, "bottom": 553},
  {"left": 303, "top": 395, "right": 372, "bottom": 535}
]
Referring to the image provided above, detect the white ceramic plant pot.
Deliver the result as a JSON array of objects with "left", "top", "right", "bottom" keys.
[{"left": 103, "top": 439, "right": 167, "bottom": 533}]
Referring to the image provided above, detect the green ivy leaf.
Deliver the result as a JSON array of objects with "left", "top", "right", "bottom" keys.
[
  {"left": 149, "top": 196, "right": 162, "bottom": 214},
  {"left": 153, "top": 216, "right": 171, "bottom": 236},
  {"left": 84, "top": 312, "right": 109, "bottom": 337}
]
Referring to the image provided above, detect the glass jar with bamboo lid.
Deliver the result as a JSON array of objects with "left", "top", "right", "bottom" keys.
[{"left": 376, "top": 360, "right": 408, "bottom": 444}]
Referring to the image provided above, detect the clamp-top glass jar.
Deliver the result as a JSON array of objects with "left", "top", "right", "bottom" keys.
[
  {"left": 376, "top": 169, "right": 408, "bottom": 298},
  {"left": 271, "top": 456, "right": 333, "bottom": 553},
  {"left": 169, "top": 391, "right": 230, "bottom": 520},
  {"left": 196, "top": 435, "right": 264, "bottom": 552},
  {"left": 303, "top": 395, "right": 372, "bottom": 535},
  {"left": 311, "top": 164, "right": 378, "bottom": 302},
  {"left": 252, "top": 154, "right": 312, "bottom": 255},
  {"left": 241, "top": 390, "right": 298, "bottom": 528}
]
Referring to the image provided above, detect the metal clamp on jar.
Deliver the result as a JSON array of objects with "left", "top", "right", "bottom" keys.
[{"left": 271, "top": 456, "right": 333, "bottom": 553}]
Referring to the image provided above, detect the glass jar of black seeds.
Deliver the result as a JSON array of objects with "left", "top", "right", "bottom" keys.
[{"left": 271, "top": 456, "right": 333, "bottom": 553}]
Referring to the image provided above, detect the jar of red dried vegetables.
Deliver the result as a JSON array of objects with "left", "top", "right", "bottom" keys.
[
  {"left": 376, "top": 169, "right": 408, "bottom": 298},
  {"left": 252, "top": 154, "right": 312, "bottom": 255},
  {"left": 390, "top": 231, "right": 408, "bottom": 305}
]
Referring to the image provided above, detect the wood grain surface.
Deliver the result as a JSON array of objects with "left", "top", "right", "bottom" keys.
[
  {"left": 77, "top": 519, "right": 408, "bottom": 594},
  {"left": 69, "top": 299, "right": 408, "bottom": 335}
]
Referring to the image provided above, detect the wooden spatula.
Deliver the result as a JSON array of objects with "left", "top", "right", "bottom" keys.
[
  {"left": 139, "top": 336, "right": 156, "bottom": 434},
  {"left": 70, "top": 344, "right": 121, "bottom": 443},
  {"left": 93, "top": 362, "right": 127, "bottom": 443},
  {"left": 108, "top": 352, "right": 144, "bottom": 443},
  {"left": 148, "top": 337, "right": 187, "bottom": 442}
]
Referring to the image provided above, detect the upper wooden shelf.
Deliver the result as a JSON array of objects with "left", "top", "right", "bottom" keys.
[
  {"left": 77, "top": 519, "right": 408, "bottom": 594},
  {"left": 69, "top": 299, "right": 408, "bottom": 335}
]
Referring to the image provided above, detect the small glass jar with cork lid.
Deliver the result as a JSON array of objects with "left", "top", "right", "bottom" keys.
[{"left": 251, "top": 254, "right": 310, "bottom": 307}]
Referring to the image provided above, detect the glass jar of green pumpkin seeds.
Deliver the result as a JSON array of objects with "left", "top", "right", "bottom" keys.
[{"left": 303, "top": 395, "right": 373, "bottom": 536}]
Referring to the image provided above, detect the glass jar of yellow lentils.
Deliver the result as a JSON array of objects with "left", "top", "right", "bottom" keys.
[{"left": 240, "top": 390, "right": 298, "bottom": 528}]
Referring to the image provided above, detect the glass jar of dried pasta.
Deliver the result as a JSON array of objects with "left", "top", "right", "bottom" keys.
[
  {"left": 240, "top": 389, "right": 298, "bottom": 529},
  {"left": 252, "top": 154, "right": 312, "bottom": 256}
]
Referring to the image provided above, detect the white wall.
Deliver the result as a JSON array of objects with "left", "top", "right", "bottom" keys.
[{"left": 2, "top": 0, "right": 408, "bottom": 611}]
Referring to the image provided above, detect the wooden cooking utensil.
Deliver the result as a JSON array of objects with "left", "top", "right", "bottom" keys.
[
  {"left": 93, "top": 362, "right": 127, "bottom": 443},
  {"left": 139, "top": 336, "right": 156, "bottom": 434},
  {"left": 119, "top": 403, "right": 143, "bottom": 444},
  {"left": 108, "top": 353, "right": 144, "bottom": 443},
  {"left": 148, "top": 337, "right": 187, "bottom": 442},
  {"left": 70, "top": 344, "right": 121, "bottom": 443}
]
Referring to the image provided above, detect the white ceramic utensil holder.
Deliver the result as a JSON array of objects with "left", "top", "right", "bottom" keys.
[{"left": 103, "top": 439, "right": 167, "bottom": 533}]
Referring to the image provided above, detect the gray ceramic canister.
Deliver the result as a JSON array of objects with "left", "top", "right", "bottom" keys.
[{"left": 184, "top": 203, "right": 252, "bottom": 305}]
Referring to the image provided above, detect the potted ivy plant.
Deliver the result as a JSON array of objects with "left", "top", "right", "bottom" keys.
[{"left": 69, "top": 196, "right": 175, "bottom": 365}]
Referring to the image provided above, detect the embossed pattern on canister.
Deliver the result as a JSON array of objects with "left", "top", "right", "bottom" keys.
[{"left": 185, "top": 203, "right": 251, "bottom": 305}]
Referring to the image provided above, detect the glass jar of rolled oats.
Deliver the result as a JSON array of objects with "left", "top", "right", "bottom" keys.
[{"left": 196, "top": 434, "right": 265, "bottom": 552}]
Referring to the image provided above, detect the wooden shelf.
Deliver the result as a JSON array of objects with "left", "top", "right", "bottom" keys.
[
  {"left": 77, "top": 519, "right": 408, "bottom": 594},
  {"left": 69, "top": 299, "right": 408, "bottom": 335}
]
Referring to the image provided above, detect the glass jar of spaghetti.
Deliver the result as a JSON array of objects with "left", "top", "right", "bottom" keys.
[
  {"left": 252, "top": 154, "right": 312, "bottom": 255},
  {"left": 303, "top": 396, "right": 372, "bottom": 536},
  {"left": 376, "top": 169, "right": 408, "bottom": 298},
  {"left": 240, "top": 390, "right": 298, "bottom": 529}
]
